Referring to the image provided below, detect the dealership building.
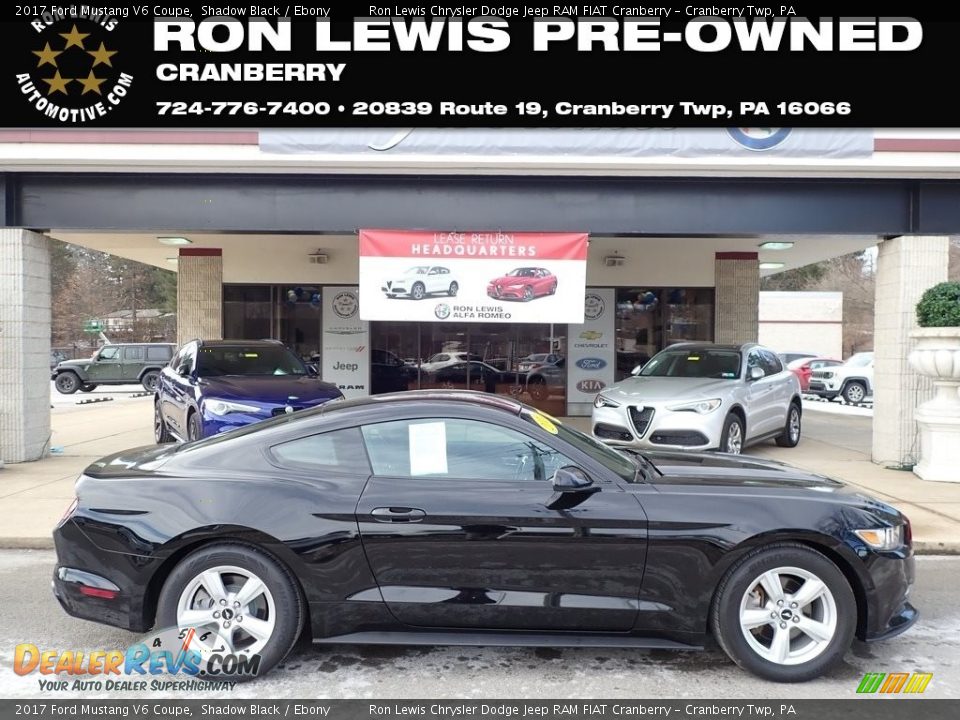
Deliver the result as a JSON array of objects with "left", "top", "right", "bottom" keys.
[{"left": 0, "top": 127, "right": 956, "bottom": 469}]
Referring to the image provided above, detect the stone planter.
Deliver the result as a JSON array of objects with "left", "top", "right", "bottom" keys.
[{"left": 908, "top": 328, "right": 960, "bottom": 482}]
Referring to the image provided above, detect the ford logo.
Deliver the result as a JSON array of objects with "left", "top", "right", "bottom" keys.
[
  {"left": 577, "top": 379, "right": 606, "bottom": 393},
  {"left": 576, "top": 358, "right": 607, "bottom": 370}
]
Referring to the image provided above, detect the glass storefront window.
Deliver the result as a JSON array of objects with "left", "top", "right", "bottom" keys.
[
  {"left": 223, "top": 285, "right": 272, "bottom": 341},
  {"left": 615, "top": 287, "right": 715, "bottom": 381}
]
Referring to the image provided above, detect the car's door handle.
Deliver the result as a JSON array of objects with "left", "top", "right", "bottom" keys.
[{"left": 370, "top": 507, "right": 426, "bottom": 523}]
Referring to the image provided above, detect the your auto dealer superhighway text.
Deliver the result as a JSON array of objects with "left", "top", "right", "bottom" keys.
[{"left": 368, "top": 704, "right": 793, "bottom": 717}]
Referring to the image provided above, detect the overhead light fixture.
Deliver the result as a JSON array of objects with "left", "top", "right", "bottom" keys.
[
  {"left": 758, "top": 241, "right": 795, "bottom": 250},
  {"left": 759, "top": 262, "right": 785, "bottom": 270},
  {"left": 157, "top": 236, "right": 192, "bottom": 246},
  {"left": 165, "top": 257, "right": 179, "bottom": 265},
  {"left": 603, "top": 254, "right": 626, "bottom": 267}
]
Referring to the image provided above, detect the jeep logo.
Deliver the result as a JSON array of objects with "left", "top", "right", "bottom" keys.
[
  {"left": 333, "top": 362, "right": 359, "bottom": 372},
  {"left": 576, "top": 358, "right": 607, "bottom": 370},
  {"left": 577, "top": 379, "right": 606, "bottom": 393}
]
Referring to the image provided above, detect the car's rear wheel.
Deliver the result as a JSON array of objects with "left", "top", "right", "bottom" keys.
[
  {"left": 156, "top": 544, "right": 304, "bottom": 681},
  {"left": 775, "top": 403, "right": 802, "bottom": 448},
  {"left": 154, "top": 400, "right": 173, "bottom": 443},
  {"left": 79, "top": 384, "right": 97, "bottom": 392},
  {"left": 719, "top": 414, "right": 744, "bottom": 454},
  {"left": 411, "top": 282, "right": 426, "bottom": 300},
  {"left": 141, "top": 370, "right": 160, "bottom": 393},
  {"left": 187, "top": 411, "right": 203, "bottom": 442},
  {"left": 54, "top": 372, "right": 80, "bottom": 394},
  {"left": 842, "top": 381, "right": 867, "bottom": 404},
  {"left": 712, "top": 543, "right": 855, "bottom": 682},
  {"left": 448, "top": 282, "right": 459, "bottom": 297},
  {"left": 528, "top": 378, "right": 548, "bottom": 401}
]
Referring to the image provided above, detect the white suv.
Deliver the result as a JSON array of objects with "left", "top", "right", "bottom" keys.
[
  {"left": 382, "top": 266, "right": 459, "bottom": 300},
  {"left": 807, "top": 351, "right": 874, "bottom": 403}
]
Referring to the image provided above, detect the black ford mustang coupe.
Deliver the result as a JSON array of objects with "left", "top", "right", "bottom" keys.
[{"left": 52, "top": 391, "right": 916, "bottom": 682}]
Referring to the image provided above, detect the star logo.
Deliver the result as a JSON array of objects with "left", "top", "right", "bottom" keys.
[
  {"left": 77, "top": 70, "right": 106, "bottom": 96},
  {"left": 87, "top": 42, "right": 117, "bottom": 68},
  {"left": 42, "top": 70, "right": 72, "bottom": 96},
  {"left": 58, "top": 24, "right": 90, "bottom": 50},
  {"left": 32, "top": 42, "right": 62, "bottom": 68}
]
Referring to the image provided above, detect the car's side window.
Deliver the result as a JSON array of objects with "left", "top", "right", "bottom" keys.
[
  {"left": 360, "top": 418, "right": 574, "bottom": 482},
  {"left": 147, "top": 346, "right": 171, "bottom": 361},
  {"left": 99, "top": 347, "right": 119, "bottom": 360},
  {"left": 269, "top": 427, "right": 370, "bottom": 475},
  {"left": 123, "top": 346, "right": 144, "bottom": 361}
]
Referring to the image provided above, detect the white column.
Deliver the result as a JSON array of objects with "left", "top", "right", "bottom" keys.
[
  {"left": 872, "top": 235, "right": 950, "bottom": 467},
  {"left": 0, "top": 229, "right": 51, "bottom": 464}
]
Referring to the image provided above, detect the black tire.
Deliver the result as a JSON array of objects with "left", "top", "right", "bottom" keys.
[
  {"left": 549, "top": 283, "right": 557, "bottom": 295},
  {"left": 141, "top": 370, "right": 161, "bottom": 393},
  {"left": 187, "top": 411, "right": 203, "bottom": 442},
  {"left": 54, "top": 372, "right": 80, "bottom": 395},
  {"left": 448, "top": 282, "right": 459, "bottom": 297},
  {"left": 79, "top": 384, "right": 97, "bottom": 392},
  {"left": 411, "top": 282, "right": 426, "bottom": 300},
  {"left": 842, "top": 381, "right": 867, "bottom": 405},
  {"left": 155, "top": 543, "right": 305, "bottom": 681},
  {"left": 775, "top": 403, "right": 802, "bottom": 448},
  {"left": 523, "top": 285, "right": 534, "bottom": 301},
  {"left": 528, "top": 378, "right": 548, "bottom": 401},
  {"left": 154, "top": 400, "right": 173, "bottom": 444},
  {"left": 711, "top": 543, "right": 856, "bottom": 682},
  {"left": 718, "top": 413, "right": 745, "bottom": 454}
]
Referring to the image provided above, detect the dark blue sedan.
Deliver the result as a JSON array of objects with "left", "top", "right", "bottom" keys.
[{"left": 155, "top": 339, "right": 343, "bottom": 442}]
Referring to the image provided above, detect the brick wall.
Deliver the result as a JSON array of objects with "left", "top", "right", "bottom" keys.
[
  {"left": 714, "top": 253, "right": 760, "bottom": 345},
  {"left": 176, "top": 250, "right": 223, "bottom": 346}
]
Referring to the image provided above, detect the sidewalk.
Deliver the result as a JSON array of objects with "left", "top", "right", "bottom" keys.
[{"left": 1, "top": 398, "right": 958, "bottom": 552}]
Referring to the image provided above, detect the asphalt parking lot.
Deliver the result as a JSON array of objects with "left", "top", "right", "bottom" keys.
[{"left": 0, "top": 552, "right": 956, "bottom": 700}]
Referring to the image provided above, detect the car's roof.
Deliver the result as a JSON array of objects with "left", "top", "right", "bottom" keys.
[
  {"left": 660, "top": 342, "right": 752, "bottom": 352},
  {"left": 104, "top": 342, "right": 175, "bottom": 347},
  {"left": 193, "top": 339, "right": 285, "bottom": 347},
  {"left": 320, "top": 389, "right": 524, "bottom": 417}
]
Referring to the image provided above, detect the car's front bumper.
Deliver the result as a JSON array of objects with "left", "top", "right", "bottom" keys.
[
  {"left": 808, "top": 378, "right": 841, "bottom": 395},
  {"left": 858, "top": 547, "right": 918, "bottom": 642},
  {"left": 592, "top": 403, "right": 726, "bottom": 450},
  {"left": 487, "top": 285, "right": 527, "bottom": 299}
]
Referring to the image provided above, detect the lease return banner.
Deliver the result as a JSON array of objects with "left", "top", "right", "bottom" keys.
[
  {"left": 358, "top": 230, "right": 588, "bottom": 324},
  {"left": 0, "top": 6, "right": 951, "bottom": 127}
]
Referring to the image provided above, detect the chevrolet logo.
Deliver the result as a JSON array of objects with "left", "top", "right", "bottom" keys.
[{"left": 580, "top": 331, "right": 603, "bottom": 340}]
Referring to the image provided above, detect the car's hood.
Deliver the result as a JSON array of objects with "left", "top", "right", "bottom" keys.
[
  {"left": 83, "top": 444, "right": 179, "bottom": 478},
  {"left": 386, "top": 274, "right": 423, "bottom": 284},
  {"left": 198, "top": 376, "right": 341, "bottom": 405},
  {"left": 56, "top": 359, "right": 94, "bottom": 371},
  {"left": 643, "top": 450, "right": 881, "bottom": 502},
  {"left": 604, "top": 376, "right": 735, "bottom": 401},
  {"left": 489, "top": 276, "right": 526, "bottom": 285}
]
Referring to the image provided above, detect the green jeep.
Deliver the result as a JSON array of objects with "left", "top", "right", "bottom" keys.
[{"left": 51, "top": 343, "right": 175, "bottom": 394}]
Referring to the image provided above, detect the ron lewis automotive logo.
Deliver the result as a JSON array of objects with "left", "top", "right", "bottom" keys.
[
  {"left": 727, "top": 128, "right": 792, "bottom": 151},
  {"left": 15, "top": 11, "right": 132, "bottom": 124}
]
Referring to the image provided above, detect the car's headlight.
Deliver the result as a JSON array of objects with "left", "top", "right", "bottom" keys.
[
  {"left": 822, "top": 372, "right": 834, "bottom": 379},
  {"left": 854, "top": 525, "right": 904, "bottom": 550},
  {"left": 667, "top": 398, "right": 722, "bottom": 414},
  {"left": 594, "top": 395, "right": 621, "bottom": 409},
  {"left": 205, "top": 399, "right": 261, "bottom": 416}
]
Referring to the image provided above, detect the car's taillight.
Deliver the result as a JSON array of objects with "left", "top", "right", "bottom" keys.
[
  {"left": 904, "top": 516, "right": 913, "bottom": 547},
  {"left": 56, "top": 497, "right": 78, "bottom": 529}
]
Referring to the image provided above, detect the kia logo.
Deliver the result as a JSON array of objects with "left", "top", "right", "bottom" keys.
[
  {"left": 577, "top": 379, "right": 606, "bottom": 392},
  {"left": 576, "top": 358, "right": 607, "bottom": 370}
]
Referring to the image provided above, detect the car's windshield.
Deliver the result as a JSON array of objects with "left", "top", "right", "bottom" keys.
[
  {"left": 507, "top": 268, "right": 536, "bottom": 277},
  {"left": 845, "top": 353, "right": 873, "bottom": 367},
  {"left": 196, "top": 346, "right": 306, "bottom": 377},
  {"left": 521, "top": 410, "right": 638, "bottom": 482},
  {"left": 405, "top": 266, "right": 429, "bottom": 275},
  {"left": 524, "top": 354, "right": 548, "bottom": 362},
  {"left": 640, "top": 348, "right": 741, "bottom": 379}
]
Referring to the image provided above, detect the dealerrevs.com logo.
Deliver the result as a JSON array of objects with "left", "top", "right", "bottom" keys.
[{"left": 15, "top": 11, "right": 132, "bottom": 124}]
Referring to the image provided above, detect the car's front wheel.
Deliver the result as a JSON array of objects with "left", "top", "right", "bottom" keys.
[
  {"left": 155, "top": 544, "right": 305, "bottom": 681},
  {"left": 187, "top": 411, "right": 203, "bottom": 442},
  {"left": 842, "top": 381, "right": 868, "bottom": 404},
  {"left": 448, "top": 282, "right": 459, "bottom": 297},
  {"left": 411, "top": 282, "right": 426, "bottom": 300},
  {"left": 712, "top": 543, "right": 855, "bottom": 682},
  {"left": 719, "top": 413, "right": 744, "bottom": 454},
  {"left": 54, "top": 372, "right": 80, "bottom": 394},
  {"left": 775, "top": 403, "right": 802, "bottom": 448},
  {"left": 154, "top": 400, "right": 173, "bottom": 443}
]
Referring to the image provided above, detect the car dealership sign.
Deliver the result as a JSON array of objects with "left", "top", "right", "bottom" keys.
[{"left": 359, "top": 229, "right": 588, "bottom": 324}]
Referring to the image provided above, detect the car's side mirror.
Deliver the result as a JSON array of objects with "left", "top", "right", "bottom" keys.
[
  {"left": 306, "top": 363, "right": 319, "bottom": 376},
  {"left": 177, "top": 364, "right": 192, "bottom": 378},
  {"left": 630, "top": 365, "right": 642, "bottom": 376},
  {"left": 749, "top": 366, "right": 765, "bottom": 381},
  {"left": 547, "top": 466, "right": 600, "bottom": 510}
]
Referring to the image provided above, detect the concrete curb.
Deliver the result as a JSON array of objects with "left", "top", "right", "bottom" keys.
[{"left": 1, "top": 537, "right": 958, "bottom": 554}]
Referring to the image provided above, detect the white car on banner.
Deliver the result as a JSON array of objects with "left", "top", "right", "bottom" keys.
[{"left": 381, "top": 266, "right": 459, "bottom": 300}]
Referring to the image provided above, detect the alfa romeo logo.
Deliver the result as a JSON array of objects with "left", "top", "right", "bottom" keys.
[
  {"left": 15, "top": 12, "right": 133, "bottom": 124},
  {"left": 434, "top": 303, "right": 451, "bottom": 320},
  {"left": 727, "top": 128, "right": 792, "bottom": 151}
]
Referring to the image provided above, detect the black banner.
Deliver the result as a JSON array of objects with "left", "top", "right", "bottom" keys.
[
  {"left": 0, "top": 700, "right": 957, "bottom": 720},
  {"left": 1, "top": 3, "right": 956, "bottom": 127}
]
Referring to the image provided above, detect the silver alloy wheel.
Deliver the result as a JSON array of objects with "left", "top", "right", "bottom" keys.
[
  {"left": 412, "top": 283, "right": 425, "bottom": 300},
  {"left": 738, "top": 565, "right": 838, "bottom": 666},
  {"left": 153, "top": 403, "right": 163, "bottom": 441},
  {"left": 176, "top": 565, "right": 276, "bottom": 656},
  {"left": 726, "top": 420, "right": 743, "bottom": 454},
  {"left": 789, "top": 407, "right": 801, "bottom": 443},
  {"left": 845, "top": 383, "right": 865, "bottom": 403}
]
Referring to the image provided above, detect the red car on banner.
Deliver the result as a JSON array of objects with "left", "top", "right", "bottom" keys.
[{"left": 486, "top": 267, "right": 558, "bottom": 301}]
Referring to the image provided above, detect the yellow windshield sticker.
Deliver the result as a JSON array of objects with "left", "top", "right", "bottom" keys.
[
  {"left": 531, "top": 412, "right": 558, "bottom": 434},
  {"left": 540, "top": 411, "right": 562, "bottom": 425},
  {"left": 687, "top": 356, "right": 700, "bottom": 361},
  {"left": 242, "top": 353, "right": 259, "bottom": 358}
]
